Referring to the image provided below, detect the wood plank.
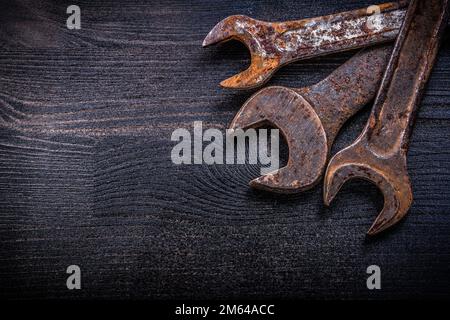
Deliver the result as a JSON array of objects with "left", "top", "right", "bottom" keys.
[{"left": 0, "top": 0, "right": 449, "bottom": 299}]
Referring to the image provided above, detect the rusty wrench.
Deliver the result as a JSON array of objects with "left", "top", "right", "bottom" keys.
[
  {"left": 229, "top": 44, "right": 392, "bottom": 193},
  {"left": 323, "top": 0, "right": 449, "bottom": 235},
  {"left": 203, "top": 1, "right": 408, "bottom": 89}
]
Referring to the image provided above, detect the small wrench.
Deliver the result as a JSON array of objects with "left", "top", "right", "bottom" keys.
[
  {"left": 230, "top": 44, "right": 392, "bottom": 193},
  {"left": 323, "top": 0, "right": 449, "bottom": 235},
  {"left": 203, "top": 1, "right": 408, "bottom": 89}
]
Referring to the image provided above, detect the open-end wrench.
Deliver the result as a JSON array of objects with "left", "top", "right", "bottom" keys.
[
  {"left": 203, "top": 1, "right": 408, "bottom": 89},
  {"left": 229, "top": 44, "right": 392, "bottom": 193},
  {"left": 323, "top": 0, "right": 449, "bottom": 235}
]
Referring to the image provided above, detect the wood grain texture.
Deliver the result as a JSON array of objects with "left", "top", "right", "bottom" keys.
[{"left": 0, "top": 0, "right": 449, "bottom": 299}]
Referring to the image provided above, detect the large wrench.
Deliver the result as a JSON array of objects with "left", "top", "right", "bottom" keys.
[
  {"left": 203, "top": 1, "right": 408, "bottom": 89},
  {"left": 229, "top": 45, "right": 392, "bottom": 193},
  {"left": 323, "top": 0, "right": 449, "bottom": 235}
]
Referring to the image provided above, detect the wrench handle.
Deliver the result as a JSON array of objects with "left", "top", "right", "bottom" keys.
[
  {"left": 296, "top": 45, "right": 392, "bottom": 147},
  {"left": 365, "top": 0, "right": 449, "bottom": 158},
  {"left": 273, "top": 1, "right": 407, "bottom": 65}
]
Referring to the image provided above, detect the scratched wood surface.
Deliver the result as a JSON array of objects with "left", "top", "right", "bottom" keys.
[{"left": 1, "top": 0, "right": 449, "bottom": 300}]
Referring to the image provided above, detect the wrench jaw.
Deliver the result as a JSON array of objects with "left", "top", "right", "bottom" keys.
[
  {"left": 230, "top": 86, "right": 328, "bottom": 193},
  {"left": 203, "top": 15, "right": 281, "bottom": 89},
  {"left": 220, "top": 55, "right": 280, "bottom": 89},
  {"left": 249, "top": 164, "right": 319, "bottom": 194},
  {"left": 323, "top": 144, "right": 413, "bottom": 236},
  {"left": 203, "top": 15, "right": 254, "bottom": 47}
]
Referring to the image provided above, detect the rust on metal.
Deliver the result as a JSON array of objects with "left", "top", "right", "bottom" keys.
[
  {"left": 323, "top": 0, "right": 449, "bottom": 235},
  {"left": 203, "top": 1, "right": 408, "bottom": 89},
  {"left": 229, "top": 44, "right": 392, "bottom": 193}
]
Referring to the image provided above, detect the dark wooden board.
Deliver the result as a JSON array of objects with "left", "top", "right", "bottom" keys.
[{"left": 1, "top": 0, "right": 450, "bottom": 299}]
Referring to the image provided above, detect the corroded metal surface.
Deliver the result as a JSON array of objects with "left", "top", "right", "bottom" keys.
[
  {"left": 229, "top": 45, "right": 392, "bottom": 193},
  {"left": 203, "top": 1, "right": 408, "bottom": 89},
  {"left": 324, "top": 0, "right": 449, "bottom": 235}
]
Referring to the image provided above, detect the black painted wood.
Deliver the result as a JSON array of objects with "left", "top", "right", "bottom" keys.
[{"left": 0, "top": 0, "right": 449, "bottom": 299}]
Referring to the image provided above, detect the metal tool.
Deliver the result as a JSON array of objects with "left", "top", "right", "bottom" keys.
[
  {"left": 203, "top": 1, "right": 408, "bottom": 89},
  {"left": 229, "top": 45, "right": 392, "bottom": 193},
  {"left": 323, "top": 0, "right": 449, "bottom": 235}
]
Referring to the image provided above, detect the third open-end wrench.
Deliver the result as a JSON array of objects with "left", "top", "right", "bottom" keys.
[
  {"left": 203, "top": 1, "right": 408, "bottom": 89},
  {"left": 323, "top": 0, "right": 449, "bottom": 235}
]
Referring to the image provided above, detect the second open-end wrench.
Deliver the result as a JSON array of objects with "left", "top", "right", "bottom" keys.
[
  {"left": 323, "top": 0, "right": 449, "bottom": 235},
  {"left": 203, "top": 1, "right": 408, "bottom": 89},
  {"left": 229, "top": 44, "right": 392, "bottom": 193}
]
